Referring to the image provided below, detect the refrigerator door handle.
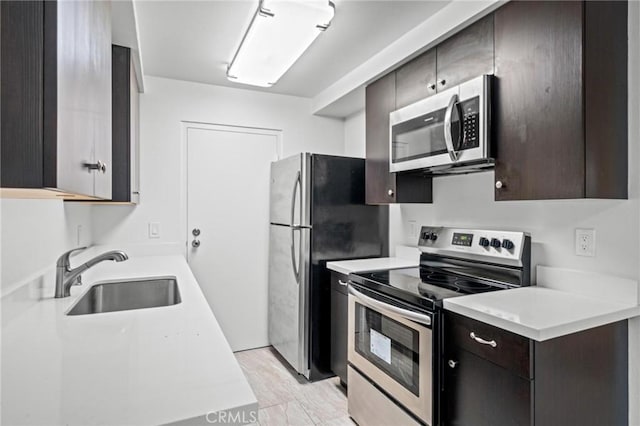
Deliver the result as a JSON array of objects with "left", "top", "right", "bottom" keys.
[
  {"left": 290, "top": 171, "right": 301, "bottom": 227},
  {"left": 290, "top": 171, "right": 301, "bottom": 284},
  {"left": 290, "top": 228, "right": 300, "bottom": 285}
]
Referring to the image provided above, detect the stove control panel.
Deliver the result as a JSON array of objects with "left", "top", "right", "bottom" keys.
[{"left": 418, "top": 226, "right": 530, "bottom": 265}]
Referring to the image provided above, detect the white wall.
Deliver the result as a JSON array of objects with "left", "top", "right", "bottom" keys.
[
  {"left": 92, "top": 76, "right": 345, "bottom": 247},
  {"left": 344, "top": 110, "right": 366, "bottom": 158},
  {"left": 0, "top": 200, "right": 93, "bottom": 293},
  {"left": 396, "top": 175, "right": 639, "bottom": 280}
]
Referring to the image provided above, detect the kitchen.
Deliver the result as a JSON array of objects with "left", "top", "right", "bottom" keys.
[{"left": 1, "top": 0, "right": 639, "bottom": 425}]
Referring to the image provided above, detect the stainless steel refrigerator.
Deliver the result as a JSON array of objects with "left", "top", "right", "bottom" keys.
[{"left": 269, "top": 153, "right": 388, "bottom": 380}]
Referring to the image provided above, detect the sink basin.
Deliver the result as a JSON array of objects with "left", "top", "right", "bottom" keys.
[{"left": 67, "top": 276, "right": 181, "bottom": 315}]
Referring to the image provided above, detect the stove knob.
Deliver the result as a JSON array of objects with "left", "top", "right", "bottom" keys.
[
  {"left": 502, "top": 239, "right": 515, "bottom": 250},
  {"left": 479, "top": 237, "right": 490, "bottom": 247},
  {"left": 490, "top": 238, "right": 502, "bottom": 248},
  {"left": 429, "top": 232, "right": 438, "bottom": 241}
]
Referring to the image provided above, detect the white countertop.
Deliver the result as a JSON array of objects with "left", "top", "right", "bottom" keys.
[
  {"left": 444, "top": 266, "right": 640, "bottom": 341},
  {"left": 1, "top": 250, "right": 257, "bottom": 425},
  {"left": 327, "top": 257, "right": 419, "bottom": 275}
]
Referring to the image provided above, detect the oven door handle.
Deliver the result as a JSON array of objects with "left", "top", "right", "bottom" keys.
[
  {"left": 348, "top": 285, "right": 432, "bottom": 326},
  {"left": 444, "top": 93, "right": 460, "bottom": 162}
]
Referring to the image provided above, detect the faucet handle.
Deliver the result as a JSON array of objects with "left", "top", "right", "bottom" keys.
[{"left": 56, "top": 247, "right": 87, "bottom": 268}]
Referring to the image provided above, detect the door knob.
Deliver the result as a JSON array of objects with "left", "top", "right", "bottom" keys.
[
  {"left": 192, "top": 239, "right": 201, "bottom": 248},
  {"left": 192, "top": 228, "right": 201, "bottom": 237},
  {"left": 84, "top": 160, "right": 107, "bottom": 173}
]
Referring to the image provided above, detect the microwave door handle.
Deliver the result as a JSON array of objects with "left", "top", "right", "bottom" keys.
[
  {"left": 348, "top": 285, "right": 432, "bottom": 326},
  {"left": 444, "top": 93, "right": 459, "bottom": 162}
]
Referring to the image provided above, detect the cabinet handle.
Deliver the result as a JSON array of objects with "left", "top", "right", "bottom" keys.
[
  {"left": 438, "top": 79, "right": 446, "bottom": 86},
  {"left": 192, "top": 239, "right": 201, "bottom": 248},
  {"left": 469, "top": 332, "right": 497, "bottom": 348},
  {"left": 388, "top": 189, "right": 395, "bottom": 197},
  {"left": 84, "top": 161, "right": 107, "bottom": 173},
  {"left": 427, "top": 83, "right": 436, "bottom": 90},
  {"left": 448, "top": 360, "right": 458, "bottom": 369},
  {"left": 338, "top": 279, "right": 348, "bottom": 287},
  {"left": 495, "top": 180, "right": 504, "bottom": 189}
]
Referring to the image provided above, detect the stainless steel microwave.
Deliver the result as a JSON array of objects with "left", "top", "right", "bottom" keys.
[{"left": 389, "top": 74, "right": 492, "bottom": 173}]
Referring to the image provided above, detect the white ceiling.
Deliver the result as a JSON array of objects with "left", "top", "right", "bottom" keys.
[{"left": 135, "top": 0, "right": 450, "bottom": 98}]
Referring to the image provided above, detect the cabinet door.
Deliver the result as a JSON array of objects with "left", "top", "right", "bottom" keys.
[
  {"left": 436, "top": 14, "right": 494, "bottom": 91},
  {"left": 443, "top": 347, "right": 532, "bottom": 426},
  {"left": 493, "top": 1, "right": 584, "bottom": 200},
  {"left": 130, "top": 56, "right": 141, "bottom": 203},
  {"left": 395, "top": 49, "right": 437, "bottom": 109},
  {"left": 0, "top": 1, "right": 44, "bottom": 188},
  {"left": 330, "top": 273, "right": 348, "bottom": 385},
  {"left": 365, "top": 73, "right": 396, "bottom": 204},
  {"left": 56, "top": 0, "right": 112, "bottom": 198},
  {"left": 112, "top": 45, "right": 135, "bottom": 202}
]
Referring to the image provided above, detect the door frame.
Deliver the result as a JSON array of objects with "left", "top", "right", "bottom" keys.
[{"left": 180, "top": 121, "right": 283, "bottom": 259}]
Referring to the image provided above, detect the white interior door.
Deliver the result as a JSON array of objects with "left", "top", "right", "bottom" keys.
[{"left": 187, "top": 125, "right": 279, "bottom": 352}]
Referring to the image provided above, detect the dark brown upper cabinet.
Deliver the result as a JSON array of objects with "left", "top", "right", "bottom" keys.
[
  {"left": 493, "top": 0, "right": 628, "bottom": 200},
  {"left": 365, "top": 15, "right": 493, "bottom": 204},
  {"left": 394, "top": 15, "right": 494, "bottom": 110},
  {"left": 436, "top": 14, "right": 495, "bottom": 92},
  {"left": 109, "top": 45, "right": 140, "bottom": 204},
  {"left": 1, "top": 0, "right": 112, "bottom": 200},
  {"left": 365, "top": 73, "right": 433, "bottom": 205},
  {"left": 395, "top": 48, "right": 437, "bottom": 109}
]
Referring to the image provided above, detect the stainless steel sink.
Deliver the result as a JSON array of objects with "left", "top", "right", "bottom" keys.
[{"left": 66, "top": 276, "right": 181, "bottom": 315}]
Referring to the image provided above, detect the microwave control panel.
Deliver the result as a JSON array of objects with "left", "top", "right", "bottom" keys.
[{"left": 460, "top": 97, "right": 480, "bottom": 150}]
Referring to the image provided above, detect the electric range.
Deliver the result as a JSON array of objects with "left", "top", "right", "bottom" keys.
[{"left": 346, "top": 226, "right": 531, "bottom": 426}]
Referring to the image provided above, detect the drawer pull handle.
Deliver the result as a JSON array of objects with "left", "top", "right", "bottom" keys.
[
  {"left": 338, "top": 279, "right": 348, "bottom": 287},
  {"left": 470, "top": 332, "right": 497, "bottom": 348}
]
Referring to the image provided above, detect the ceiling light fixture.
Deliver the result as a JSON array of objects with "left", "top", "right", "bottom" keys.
[{"left": 227, "top": 0, "right": 335, "bottom": 88}]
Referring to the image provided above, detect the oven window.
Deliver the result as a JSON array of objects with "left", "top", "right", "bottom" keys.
[{"left": 354, "top": 302, "right": 420, "bottom": 396}]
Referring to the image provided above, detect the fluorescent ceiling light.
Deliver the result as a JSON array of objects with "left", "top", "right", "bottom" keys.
[{"left": 227, "top": 0, "right": 335, "bottom": 88}]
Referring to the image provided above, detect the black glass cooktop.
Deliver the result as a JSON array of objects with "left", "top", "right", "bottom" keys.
[{"left": 349, "top": 267, "right": 508, "bottom": 311}]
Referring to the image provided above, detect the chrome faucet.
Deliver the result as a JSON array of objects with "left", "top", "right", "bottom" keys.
[{"left": 55, "top": 247, "right": 129, "bottom": 298}]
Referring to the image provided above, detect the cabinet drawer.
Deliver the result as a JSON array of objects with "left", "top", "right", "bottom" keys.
[
  {"left": 330, "top": 272, "right": 349, "bottom": 295},
  {"left": 445, "top": 312, "right": 532, "bottom": 379}
]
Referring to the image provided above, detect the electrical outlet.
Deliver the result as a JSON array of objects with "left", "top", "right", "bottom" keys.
[
  {"left": 148, "top": 222, "right": 160, "bottom": 239},
  {"left": 575, "top": 229, "right": 596, "bottom": 257}
]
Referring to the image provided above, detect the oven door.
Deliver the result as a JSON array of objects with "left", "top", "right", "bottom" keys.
[{"left": 348, "top": 285, "right": 433, "bottom": 425}]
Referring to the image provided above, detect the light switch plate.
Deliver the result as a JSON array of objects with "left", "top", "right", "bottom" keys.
[
  {"left": 407, "top": 220, "right": 417, "bottom": 241},
  {"left": 575, "top": 228, "right": 595, "bottom": 257},
  {"left": 148, "top": 222, "right": 160, "bottom": 239}
]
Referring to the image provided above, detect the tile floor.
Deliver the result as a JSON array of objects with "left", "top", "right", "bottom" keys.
[{"left": 235, "top": 346, "right": 355, "bottom": 426}]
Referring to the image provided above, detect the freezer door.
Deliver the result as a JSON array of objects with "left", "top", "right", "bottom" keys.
[
  {"left": 270, "top": 153, "right": 311, "bottom": 227},
  {"left": 268, "top": 224, "right": 310, "bottom": 377}
]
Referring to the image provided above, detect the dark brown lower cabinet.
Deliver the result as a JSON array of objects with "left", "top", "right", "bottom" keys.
[
  {"left": 330, "top": 271, "right": 349, "bottom": 386},
  {"left": 443, "top": 312, "right": 628, "bottom": 426}
]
